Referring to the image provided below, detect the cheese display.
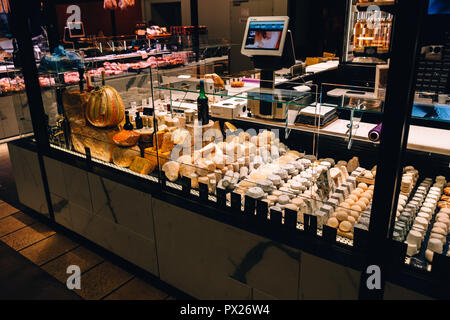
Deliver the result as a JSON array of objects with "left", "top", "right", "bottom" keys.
[
  {"left": 393, "top": 173, "right": 450, "bottom": 265},
  {"left": 323, "top": 169, "right": 374, "bottom": 239},
  {"left": 64, "top": 99, "right": 381, "bottom": 239}
]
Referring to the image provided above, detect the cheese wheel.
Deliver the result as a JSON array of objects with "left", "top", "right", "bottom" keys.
[
  {"left": 291, "top": 198, "right": 304, "bottom": 207},
  {"left": 444, "top": 187, "right": 450, "bottom": 196},
  {"left": 339, "top": 202, "right": 351, "bottom": 210},
  {"left": 355, "top": 200, "right": 367, "bottom": 211},
  {"left": 361, "top": 191, "right": 372, "bottom": 199},
  {"left": 438, "top": 201, "right": 450, "bottom": 209},
  {"left": 272, "top": 190, "right": 283, "bottom": 197},
  {"left": 358, "top": 183, "right": 368, "bottom": 190},
  {"left": 430, "top": 232, "right": 446, "bottom": 244},
  {"left": 433, "top": 222, "right": 448, "bottom": 233},
  {"left": 355, "top": 187, "right": 365, "bottom": 194},
  {"left": 349, "top": 211, "right": 360, "bottom": 219},
  {"left": 336, "top": 211, "right": 348, "bottom": 222},
  {"left": 347, "top": 216, "right": 356, "bottom": 225},
  {"left": 431, "top": 227, "right": 446, "bottom": 235},
  {"left": 284, "top": 203, "right": 298, "bottom": 212},
  {"left": 344, "top": 198, "right": 356, "bottom": 206},
  {"left": 358, "top": 197, "right": 369, "bottom": 206},
  {"left": 162, "top": 161, "right": 180, "bottom": 182},
  {"left": 327, "top": 217, "right": 339, "bottom": 228}
]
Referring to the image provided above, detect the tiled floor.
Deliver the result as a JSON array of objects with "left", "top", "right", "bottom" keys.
[{"left": 0, "top": 199, "right": 173, "bottom": 300}]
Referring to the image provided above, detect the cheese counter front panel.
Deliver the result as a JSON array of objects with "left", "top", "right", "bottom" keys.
[{"left": 6, "top": 0, "right": 450, "bottom": 299}]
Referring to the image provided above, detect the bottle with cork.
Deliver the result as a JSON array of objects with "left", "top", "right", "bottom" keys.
[{"left": 197, "top": 80, "right": 209, "bottom": 125}]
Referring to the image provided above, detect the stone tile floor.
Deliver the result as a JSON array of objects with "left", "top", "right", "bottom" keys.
[{"left": 0, "top": 199, "right": 173, "bottom": 300}]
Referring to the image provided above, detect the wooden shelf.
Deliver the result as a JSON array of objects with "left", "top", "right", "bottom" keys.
[{"left": 357, "top": 1, "right": 395, "bottom": 8}]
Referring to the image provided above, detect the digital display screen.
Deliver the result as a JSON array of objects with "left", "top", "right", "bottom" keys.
[
  {"left": 428, "top": 0, "right": 450, "bottom": 15},
  {"left": 68, "top": 22, "right": 85, "bottom": 37},
  {"left": 244, "top": 21, "right": 285, "bottom": 50}
]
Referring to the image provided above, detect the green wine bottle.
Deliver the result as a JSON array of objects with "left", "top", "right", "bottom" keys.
[
  {"left": 197, "top": 80, "right": 209, "bottom": 125},
  {"left": 123, "top": 111, "right": 134, "bottom": 130}
]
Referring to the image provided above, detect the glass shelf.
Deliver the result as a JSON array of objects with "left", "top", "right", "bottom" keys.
[{"left": 155, "top": 85, "right": 317, "bottom": 106}]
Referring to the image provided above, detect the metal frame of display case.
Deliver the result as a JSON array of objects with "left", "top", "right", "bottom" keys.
[{"left": 9, "top": 0, "right": 450, "bottom": 299}]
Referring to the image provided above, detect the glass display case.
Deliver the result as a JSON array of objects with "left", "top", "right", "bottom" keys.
[
  {"left": 42, "top": 53, "right": 387, "bottom": 249},
  {"left": 390, "top": 1, "right": 450, "bottom": 273},
  {"left": 0, "top": 67, "right": 37, "bottom": 141}
]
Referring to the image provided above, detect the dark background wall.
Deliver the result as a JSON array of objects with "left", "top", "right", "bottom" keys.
[
  {"left": 150, "top": 2, "right": 182, "bottom": 27},
  {"left": 288, "top": 0, "right": 347, "bottom": 59}
]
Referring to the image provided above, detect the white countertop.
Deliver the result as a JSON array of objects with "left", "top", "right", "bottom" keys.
[
  {"left": 305, "top": 60, "right": 339, "bottom": 74},
  {"left": 407, "top": 125, "right": 450, "bottom": 156}
]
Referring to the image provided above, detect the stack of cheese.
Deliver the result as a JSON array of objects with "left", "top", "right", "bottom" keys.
[
  {"left": 438, "top": 181, "right": 450, "bottom": 210},
  {"left": 326, "top": 180, "right": 374, "bottom": 239},
  {"left": 159, "top": 129, "right": 290, "bottom": 187},
  {"left": 404, "top": 176, "right": 449, "bottom": 260},
  {"left": 403, "top": 178, "right": 434, "bottom": 256},
  {"left": 400, "top": 166, "right": 419, "bottom": 197},
  {"left": 395, "top": 166, "right": 421, "bottom": 222},
  {"left": 424, "top": 177, "right": 450, "bottom": 262}
]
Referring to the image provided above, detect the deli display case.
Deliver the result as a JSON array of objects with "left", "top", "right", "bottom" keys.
[{"left": 6, "top": 0, "right": 450, "bottom": 299}]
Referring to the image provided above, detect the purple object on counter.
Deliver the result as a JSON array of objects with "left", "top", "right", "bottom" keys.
[{"left": 368, "top": 123, "right": 382, "bottom": 142}]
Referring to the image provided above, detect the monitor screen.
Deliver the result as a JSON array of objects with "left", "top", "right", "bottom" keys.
[
  {"left": 241, "top": 16, "right": 289, "bottom": 57},
  {"left": 244, "top": 21, "right": 285, "bottom": 50},
  {"left": 428, "top": 0, "right": 450, "bottom": 15}
]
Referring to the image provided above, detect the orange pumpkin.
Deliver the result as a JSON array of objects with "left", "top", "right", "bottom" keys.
[{"left": 85, "top": 86, "right": 125, "bottom": 128}]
